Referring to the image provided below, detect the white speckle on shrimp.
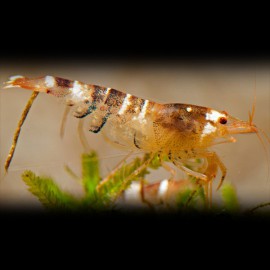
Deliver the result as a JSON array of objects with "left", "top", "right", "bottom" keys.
[
  {"left": 118, "top": 94, "right": 132, "bottom": 115},
  {"left": 4, "top": 75, "right": 25, "bottom": 87},
  {"left": 103, "top": 87, "right": 111, "bottom": 100},
  {"left": 201, "top": 122, "right": 217, "bottom": 138},
  {"left": 124, "top": 182, "right": 142, "bottom": 202},
  {"left": 72, "top": 81, "right": 84, "bottom": 98},
  {"left": 158, "top": 179, "right": 169, "bottom": 199},
  {"left": 206, "top": 110, "right": 226, "bottom": 122},
  {"left": 9, "top": 75, "right": 24, "bottom": 81},
  {"left": 137, "top": 100, "right": 149, "bottom": 123},
  {"left": 105, "top": 87, "right": 111, "bottom": 93},
  {"left": 45, "top": 76, "right": 55, "bottom": 88},
  {"left": 186, "top": 107, "right": 192, "bottom": 112},
  {"left": 4, "top": 84, "right": 20, "bottom": 89}
]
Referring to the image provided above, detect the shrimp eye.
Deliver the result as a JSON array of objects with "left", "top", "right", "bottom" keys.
[{"left": 219, "top": 117, "right": 227, "bottom": 124}]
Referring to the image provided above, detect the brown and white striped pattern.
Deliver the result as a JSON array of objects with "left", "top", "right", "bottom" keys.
[
  {"left": 45, "top": 76, "right": 155, "bottom": 133},
  {"left": 5, "top": 75, "right": 155, "bottom": 134}
]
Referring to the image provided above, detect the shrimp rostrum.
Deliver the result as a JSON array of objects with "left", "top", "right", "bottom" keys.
[{"left": 4, "top": 75, "right": 260, "bottom": 190}]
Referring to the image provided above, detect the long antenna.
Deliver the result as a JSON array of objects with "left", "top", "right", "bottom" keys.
[
  {"left": 4, "top": 91, "right": 39, "bottom": 172},
  {"left": 248, "top": 71, "right": 256, "bottom": 125}
]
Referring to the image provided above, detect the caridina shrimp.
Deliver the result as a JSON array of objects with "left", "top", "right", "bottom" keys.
[{"left": 3, "top": 75, "right": 269, "bottom": 198}]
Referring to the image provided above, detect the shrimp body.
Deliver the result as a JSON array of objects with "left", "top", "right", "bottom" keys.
[{"left": 4, "top": 75, "right": 258, "bottom": 189}]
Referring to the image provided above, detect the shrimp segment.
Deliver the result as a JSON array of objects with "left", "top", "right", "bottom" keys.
[{"left": 4, "top": 75, "right": 260, "bottom": 194}]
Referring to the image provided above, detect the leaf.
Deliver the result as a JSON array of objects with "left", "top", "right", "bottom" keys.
[
  {"left": 22, "top": 171, "right": 77, "bottom": 210},
  {"left": 22, "top": 151, "right": 244, "bottom": 213},
  {"left": 81, "top": 152, "right": 100, "bottom": 198},
  {"left": 176, "top": 188, "right": 202, "bottom": 210},
  {"left": 148, "top": 153, "right": 163, "bottom": 169},
  {"left": 98, "top": 153, "right": 161, "bottom": 202},
  {"left": 176, "top": 188, "right": 194, "bottom": 207},
  {"left": 221, "top": 183, "right": 239, "bottom": 212}
]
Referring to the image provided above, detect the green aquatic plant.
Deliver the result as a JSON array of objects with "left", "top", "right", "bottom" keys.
[
  {"left": 22, "top": 152, "right": 161, "bottom": 211},
  {"left": 22, "top": 171, "right": 79, "bottom": 211},
  {"left": 21, "top": 151, "right": 240, "bottom": 213},
  {"left": 221, "top": 183, "right": 239, "bottom": 213}
]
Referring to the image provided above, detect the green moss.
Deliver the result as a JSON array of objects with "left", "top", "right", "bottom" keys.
[
  {"left": 22, "top": 171, "right": 78, "bottom": 211},
  {"left": 21, "top": 151, "right": 261, "bottom": 214},
  {"left": 220, "top": 183, "right": 239, "bottom": 212}
]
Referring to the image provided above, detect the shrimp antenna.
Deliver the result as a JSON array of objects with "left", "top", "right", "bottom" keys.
[
  {"left": 4, "top": 91, "right": 39, "bottom": 172},
  {"left": 255, "top": 130, "right": 270, "bottom": 181},
  {"left": 249, "top": 72, "right": 270, "bottom": 182},
  {"left": 248, "top": 73, "right": 256, "bottom": 126},
  {"left": 249, "top": 72, "right": 270, "bottom": 144}
]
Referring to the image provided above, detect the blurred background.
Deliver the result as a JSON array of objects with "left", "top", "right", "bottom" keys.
[{"left": 0, "top": 60, "right": 269, "bottom": 210}]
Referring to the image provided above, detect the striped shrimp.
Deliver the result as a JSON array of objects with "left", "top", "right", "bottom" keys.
[
  {"left": 124, "top": 179, "right": 197, "bottom": 209},
  {"left": 4, "top": 75, "right": 267, "bottom": 197}
]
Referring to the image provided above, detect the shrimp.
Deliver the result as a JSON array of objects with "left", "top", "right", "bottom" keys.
[
  {"left": 3, "top": 75, "right": 262, "bottom": 195},
  {"left": 124, "top": 179, "right": 198, "bottom": 209}
]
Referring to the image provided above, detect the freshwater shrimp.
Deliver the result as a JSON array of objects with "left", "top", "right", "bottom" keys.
[
  {"left": 124, "top": 178, "right": 198, "bottom": 209},
  {"left": 3, "top": 75, "right": 262, "bottom": 197}
]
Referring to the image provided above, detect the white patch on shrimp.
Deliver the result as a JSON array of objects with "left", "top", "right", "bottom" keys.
[
  {"left": 102, "top": 87, "right": 111, "bottom": 102},
  {"left": 4, "top": 75, "right": 25, "bottom": 88},
  {"left": 45, "top": 76, "right": 55, "bottom": 88},
  {"left": 158, "top": 179, "right": 169, "bottom": 200},
  {"left": 9, "top": 75, "right": 24, "bottom": 81},
  {"left": 4, "top": 84, "right": 20, "bottom": 89},
  {"left": 137, "top": 100, "right": 149, "bottom": 123},
  {"left": 205, "top": 110, "right": 226, "bottom": 122},
  {"left": 71, "top": 81, "right": 84, "bottom": 98},
  {"left": 124, "top": 182, "right": 142, "bottom": 202},
  {"left": 118, "top": 94, "right": 132, "bottom": 115},
  {"left": 201, "top": 122, "right": 217, "bottom": 138},
  {"left": 186, "top": 107, "right": 192, "bottom": 112},
  {"left": 105, "top": 87, "right": 111, "bottom": 95}
]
